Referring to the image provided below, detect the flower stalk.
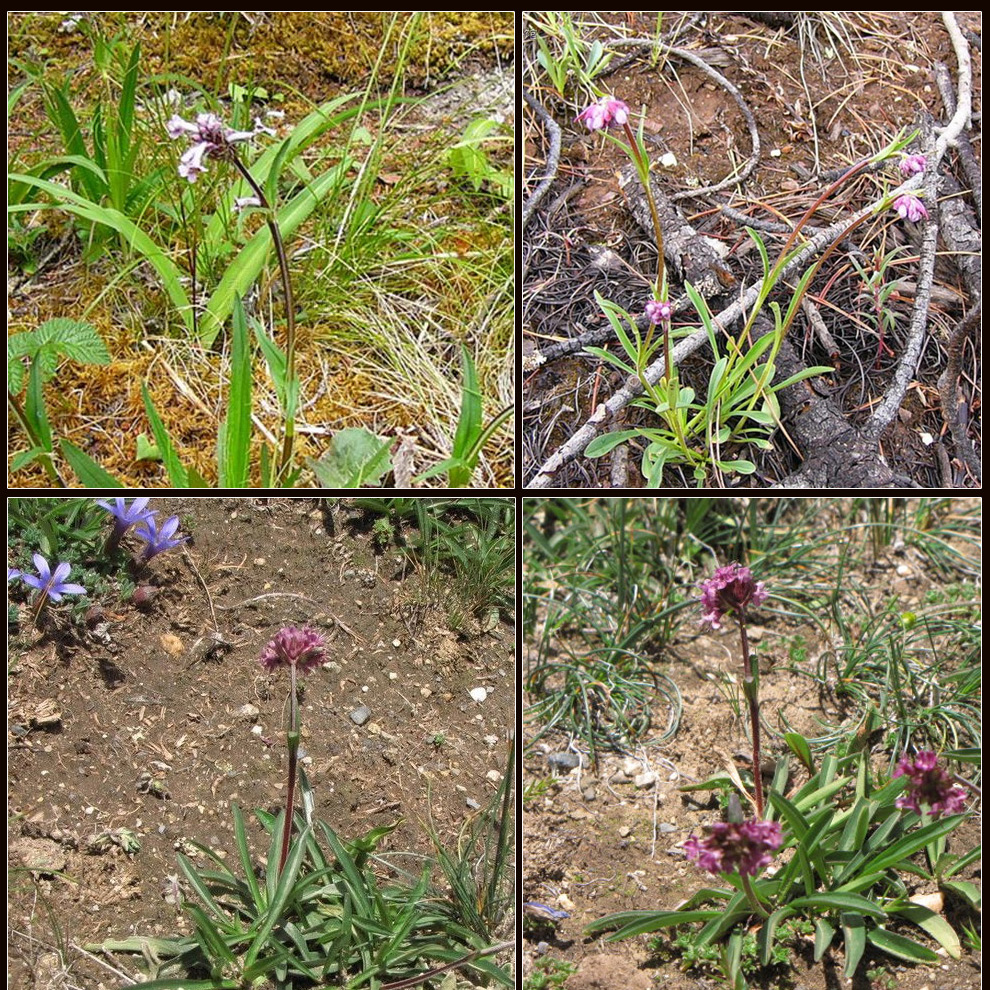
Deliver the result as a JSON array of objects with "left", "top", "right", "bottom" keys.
[
  {"left": 699, "top": 563, "right": 768, "bottom": 817},
  {"left": 258, "top": 626, "right": 327, "bottom": 875},
  {"left": 228, "top": 158, "right": 298, "bottom": 483}
]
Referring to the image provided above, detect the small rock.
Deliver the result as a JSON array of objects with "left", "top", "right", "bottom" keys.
[
  {"left": 546, "top": 751, "right": 580, "bottom": 771},
  {"left": 469, "top": 687, "right": 489, "bottom": 703},
  {"left": 582, "top": 786, "right": 597, "bottom": 802},
  {"left": 235, "top": 704, "right": 259, "bottom": 721},
  {"left": 618, "top": 825, "right": 632, "bottom": 838},
  {"left": 619, "top": 758, "right": 641, "bottom": 776},
  {"left": 659, "top": 822, "right": 678, "bottom": 833},
  {"left": 483, "top": 735, "right": 498, "bottom": 747},
  {"left": 465, "top": 797, "right": 481, "bottom": 810},
  {"left": 485, "top": 769, "right": 502, "bottom": 783},
  {"left": 349, "top": 705, "right": 371, "bottom": 726},
  {"left": 634, "top": 771, "right": 658, "bottom": 789}
]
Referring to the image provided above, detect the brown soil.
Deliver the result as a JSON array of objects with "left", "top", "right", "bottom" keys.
[
  {"left": 8, "top": 497, "right": 515, "bottom": 988},
  {"left": 522, "top": 11, "right": 981, "bottom": 488},
  {"left": 522, "top": 499, "right": 981, "bottom": 989}
]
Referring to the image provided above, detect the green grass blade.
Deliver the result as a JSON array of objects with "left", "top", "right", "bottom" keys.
[
  {"left": 58, "top": 440, "right": 124, "bottom": 486},
  {"left": 141, "top": 383, "right": 190, "bottom": 487}
]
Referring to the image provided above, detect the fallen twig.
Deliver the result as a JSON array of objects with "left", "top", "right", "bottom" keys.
[
  {"left": 522, "top": 89, "right": 562, "bottom": 230},
  {"left": 937, "top": 300, "right": 981, "bottom": 481}
]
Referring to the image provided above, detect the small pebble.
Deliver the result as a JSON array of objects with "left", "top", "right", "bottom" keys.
[
  {"left": 634, "top": 771, "right": 658, "bottom": 789},
  {"left": 546, "top": 751, "right": 580, "bottom": 771},
  {"left": 469, "top": 687, "right": 489, "bottom": 703},
  {"left": 349, "top": 705, "right": 371, "bottom": 726}
]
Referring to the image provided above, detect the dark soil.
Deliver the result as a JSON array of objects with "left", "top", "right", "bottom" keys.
[
  {"left": 8, "top": 497, "right": 515, "bottom": 988},
  {"left": 522, "top": 499, "right": 982, "bottom": 989},
  {"left": 522, "top": 11, "right": 981, "bottom": 488}
]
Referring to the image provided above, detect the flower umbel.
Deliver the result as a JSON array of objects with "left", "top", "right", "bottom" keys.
[
  {"left": 684, "top": 819, "right": 783, "bottom": 877},
  {"left": 699, "top": 563, "right": 768, "bottom": 630},
  {"left": 259, "top": 626, "right": 327, "bottom": 676},
  {"left": 576, "top": 96, "right": 630, "bottom": 131},
  {"left": 893, "top": 751, "right": 967, "bottom": 818},
  {"left": 166, "top": 111, "right": 269, "bottom": 183},
  {"left": 892, "top": 193, "right": 928, "bottom": 223}
]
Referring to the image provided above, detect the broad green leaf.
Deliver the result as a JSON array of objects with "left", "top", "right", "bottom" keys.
[
  {"left": 309, "top": 428, "right": 393, "bottom": 488},
  {"left": 840, "top": 912, "right": 866, "bottom": 978},
  {"left": 585, "top": 430, "right": 643, "bottom": 458},
  {"left": 889, "top": 903, "right": 960, "bottom": 958}
]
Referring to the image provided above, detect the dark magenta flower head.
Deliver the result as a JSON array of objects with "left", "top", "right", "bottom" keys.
[
  {"left": 19, "top": 553, "right": 86, "bottom": 602},
  {"left": 576, "top": 96, "right": 630, "bottom": 131},
  {"left": 684, "top": 818, "right": 782, "bottom": 877},
  {"left": 134, "top": 514, "right": 188, "bottom": 560},
  {"left": 893, "top": 751, "right": 967, "bottom": 818},
  {"left": 892, "top": 193, "right": 928, "bottom": 223},
  {"left": 699, "top": 562, "right": 767, "bottom": 630},
  {"left": 259, "top": 626, "right": 327, "bottom": 676}
]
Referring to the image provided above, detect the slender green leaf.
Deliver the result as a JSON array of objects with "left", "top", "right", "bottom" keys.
[
  {"left": 219, "top": 295, "right": 252, "bottom": 487},
  {"left": 59, "top": 440, "right": 125, "bottom": 487},
  {"left": 890, "top": 903, "right": 961, "bottom": 958},
  {"left": 867, "top": 927, "right": 940, "bottom": 963},
  {"left": 142, "top": 383, "right": 189, "bottom": 487}
]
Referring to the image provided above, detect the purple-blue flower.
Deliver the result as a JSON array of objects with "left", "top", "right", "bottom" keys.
[
  {"left": 699, "top": 563, "right": 768, "bottom": 630},
  {"left": 893, "top": 751, "right": 967, "bottom": 818},
  {"left": 18, "top": 553, "right": 86, "bottom": 602},
  {"left": 97, "top": 497, "right": 153, "bottom": 532},
  {"left": 892, "top": 193, "right": 928, "bottom": 223},
  {"left": 684, "top": 819, "right": 782, "bottom": 877},
  {"left": 645, "top": 299, "right": 672, "bottom": 324},
  {"left": 259, "top": 626, "right": 327, "bottom": 676},
  {"left": 8, "top": 568, "right": 21, "bottom": 582},
  {"left": 134, "top": 515, "right": 188, "bottom": 560}
]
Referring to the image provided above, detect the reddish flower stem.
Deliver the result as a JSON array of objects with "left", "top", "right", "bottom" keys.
[
  {"left": 738, "top": 610, "right": 764, "bottom": 819},
  {"left": 278, "top": 662, "right": 300, "bottom": 875}
]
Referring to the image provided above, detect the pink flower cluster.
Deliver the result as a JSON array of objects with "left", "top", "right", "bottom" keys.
[
  {"left": 893, "top": 751, "right": 967, "bottom": 818},
  {"left": 899, "top": 154, "right": 927, "bottom": 177},
  {"left": 259, "top": 626, "right": 327, "bottom": 675},
  {"left": 699, "top": 563, "right": 768, "bottom": 630},
  {"left": 166, "top": 111, "right": 275, "bottom": 183},
  {"left": 892, "top": 193, "right": 928, "bottom": 223},
  {"left": 684, "top": 819, "right": 782, "bottom": 877},
  {"left": 645, "top": 299, "right": 672, "bottom": 324},
  {"left": 576, "top": 96, "right": 630, "bottom": 132}
]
